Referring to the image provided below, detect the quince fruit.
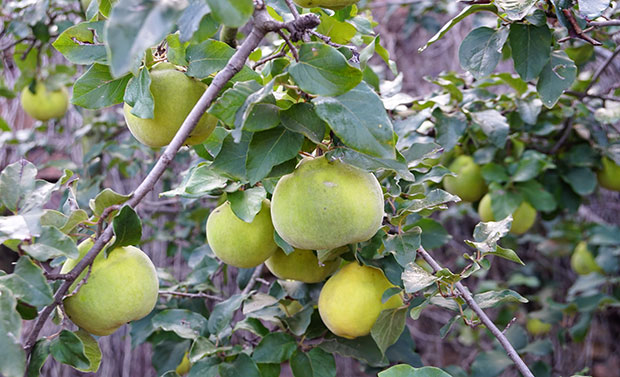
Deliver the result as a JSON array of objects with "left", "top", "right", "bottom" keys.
[
  {"left": 478, "top": 193, "right": 537, "bottom": 235},
  {"left": 443, "top": 155, "right": 486, "bottom": 202},
  {"left": 20, "top": 82, "right": 69, "bottom": 121}
]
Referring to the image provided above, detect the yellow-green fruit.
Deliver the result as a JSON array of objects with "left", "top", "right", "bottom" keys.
[
  {"left": 597, "top": 157, "right": 620, "bottom": 191},
  {"left": 61, "top": 240, "right": 159, "bottom": 336},
  {"left": 570, "top": 241, "right": 603, "bottom": 275},
  {"left": 318, "top": 263, "right": 403, "bottom": 339},
  {"left": 206, "top": 199, "right": 277, "bottom": 268},
  {"left": 293, "top": 0, "right": 359, "bottom": 10},
  {"left": 20, "top": 82, "right": 69, "bottom": 121},
  {"left": 175, "top": 353, "right": 191, "bottom": 375},
  {"left": 123, "top": 63, "right": 217, "bottom": 148},
  {"left": 265, "top": 248, "right": 340, "bottom": 283},
  {"left": 478, "top": 194, "right": 537, "bottom": 235},
  {"left": 271, "top": 156, "right": 384, "bottom": 250},
  {"left": 526, "top": 318, "right": 552, "bottom": 335},
  {"left": 443, "top": 155, "right": 486, "bottom": 202}
]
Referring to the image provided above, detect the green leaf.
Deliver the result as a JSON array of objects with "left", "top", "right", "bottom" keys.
[
  {"left": 378, "top": 364, "right": 454, "bottom": 377},
  {"left": 22, "top": 225, "right": 79, "bottom": 261},
  {"left": 473, "top": 289, "right": 528, "bottom": 309},
  {"left": 89, "top": 188, "right": 131, "bottom": 217},
  {"left": 208, "top": 80, "right": 263, "bottom": 126},
  {"left": 314, "top": 82, "right": 396, "bottom": 159},
  {"left": 189, "top": 357, "right": 220, "bottom": 377},
  {"left": 186, "top": 40, "right": 259, "bottom": 81},
  {"left": 258, "top": 363, "right": 281, "bottom": 377},
  {"left": 106, "top": 0, "right": 184, "bottom": 76},
  {"left": 178, "top": 0, "right": 212, "bottom": 42},
  {"left": 511, "top": 150, "right": 548, "bottom": 182},
  {"left": 274, "top": 231, "right": 295, "bottom": 255},
  {"left": 485, "top": 245, "right": 524, "bottom": 265},
  {"left": 107, "top": 205, "right": 142, "bottom": 252},
  {"left": 371, "top": 307, "right": 408, "bottom": 356},
  {"left": 509, "top": 23, "right": 552, "bottom": 81},
  {"left": 495, "top": 0, "right": 539, "bottom": 20},
  {"left": 465, "top": 216, "right": 513, "bottom": 254},
  {"left": 219, "top": 353, "right": 261, "bottom": 377},
  {"left": 0, "top": 286, "right": 26, "bottom": 377},
  {"left": 415, "top": 218, "right": 451, "bottom": 250},
  {"left": 561, "top": 167, "right": 597, "bottom": 195},
  {"left": 0, "top": 117, "right": 9, "bottom": 132},
  {"left": 123, "top": 67, "right": 154, "bottom": 119},
  {"left": 470, "top": 351, "right": 512, "bottom": 377},
  {"left": 317, "top": 12, "right": 357, "bottom": 45},
  {"left": 0, "top": 159, "right": 37, "bottom": 213},
  {"left": 50, "top": 330, "right": 91, "bottom": 371},
  {"left": 246, "top": 126, "right": 304, "bottom": 185},
  {"left": 166, "top": 33, "right": 189, "bottom": 66},
  {"left": 0, "top": 256, "right": 53, "bottom": 307},
  {"left": 73, "top": 330, "right": 102, "bottom": 372},
  {"left": 383, "top": 228, "right": 422, "bottom": 267},
  {"left": 319, "top": 336, "right": 388, "bottom": 367},
  {"left": 72, "top": 64, "right": 131, "bottom": 109},
  {"left": 327, "top": 148, "right": 415, "bottom": 182},
  {"left": 152, "top": 309, "right": 208, "bottom": 339},
  {"left": 52, "top": 21, "right": 107, "bottom": 65},
  {"left": 471, "top": 110, "right": 509, "bottom": 149},
  {"left": 208, "top": 293, "right": 247, "bottom": 334},
  {"left": 401, "top": 263, "right": 438, "bottom": 294},
  {"left": 536, "top": 51, "right": 577, "bottom": 108},
  {"left": 289, "top": 42, "right": 363, "bottom": 97},
  {"left": 403, "top": 189, "right": 460, "bottom": 213},
  {"left": 433, "top": 109, "right": 467, "bottom": 153},
  {"left": 211, "top": 131, "right": 251, "bottom": 181},
  {"left": 419, "top": 4, "right": 499, "bottom": 52},
  {"left": 60, "top": 209, "right": 90, "bottom": 234},
  {"left": 161, "top": 163, "right": 228, "bottom": 198},
  {"left": 459, "top": 27, "right": 507, "bottom": 79},
  {"left": 516, "top": 180, "right": 556, "bottom": 212},
  {"left": 207, "top": 0, "right": 253, "bottom": 27},
  {"left": 290, "top": 348, "right": 337, "bottom": 377},
  {"left": 228, "top": 186, "right": 267, "bottom": 223},
  {"left": 280, "top": 102, "right": 327, "bottom": 144},
  {"left": 26, "top": 339, "right": 51, "bottom": 377},
  {"left": 252, "top": 333, "right": 297, "bottom": 363},
  {"left": 490, "top": 190, "right": 521, "bottom": 221}
]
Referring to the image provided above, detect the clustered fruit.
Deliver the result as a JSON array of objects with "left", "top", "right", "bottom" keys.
[{"left": 206, "top": 156, "right": 403, "bottom": 339}]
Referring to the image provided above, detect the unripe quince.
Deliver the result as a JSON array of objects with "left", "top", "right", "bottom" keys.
[
  {"left": 318, "top": 263, "right": 403, "bottom": 339},
  {"left": 265, "top": 248, "right": 340, "bottom": 283},
  {"left": 271, "top": 156, "right": 384, "bottom": 250},
  {"left": 61, "top": 239, "right": 159, "bottom": 336},
  {"left": 526, "top": 318, "right": 552, "bottom": 335},
  {"left": 293, "top": 0, "right": 359, "bottom": 10},
  {"left": 206, "top": 199, "right": 278, "bottom": 268},
  {"left": 570, "top": 241, "right": 603, "bottom": 275},
  {"left": 123, "top": 62, "right": 217, "bottom": 148},
  {"left": 20, "top": 82, "right": 69, "bottom": 121},
  {"left": 478, "top": 193, "right": 537, "bottom": 235},
  {"left": 175, "top": 352, "right": 191, "bottom": 375},
  {"left": 443, "top": 155, "right": 487, "bottom": 202},
  {"left": 597, "top": 157, "right": 620, "bottom": 191}
]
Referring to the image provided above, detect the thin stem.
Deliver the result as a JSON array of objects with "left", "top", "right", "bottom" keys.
[
  {"left": 242, "top": 265, "right": 264, "bottom": 295},
  {"left": 589, "top": 20, "right": 620, "bottom": 27},
  {"left": 585, "top": 47, "right": 620, "bottom": 93},
  {"left": 417, "top": 246, "right": 534, "bottom": 377},
  {"left": 159, "top": 290, "right": 224, "bottom": 301},
  {"left": 284, "top": 0, "right": 301, "bottom": 19}
]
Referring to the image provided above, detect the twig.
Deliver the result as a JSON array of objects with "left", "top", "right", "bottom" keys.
[
  {"left": 309, "top": 30, "right": 360, "bottom": 62},
  {"left": 284, "top": 0, "right": 301, "bottom": 19},
  {"left": 278, "top": 29, "right": 299, "bottom": 61},
  {"left": 589, "top": 19, "right": 620, "bottom": 27},
  {"left": 561, "top": 9, "right": 602, "bottom": 46},
  {"left": 159, "top": 290, "right": 224, "bottom": 301},
  {"left": 241, "top": 265, "right": 264, "bottom": 295},
  {"left": 584, "top": 47, "right": 620, "bottom": 93},
  {"left": 565, "top": 90, "right": 620, "bottom": 102},
  {"left": 253, "top": 50, "right": 287, "bottom": 69},
  {"left": 549, "top": 118, "right": 573, "bottom": 154},
  {"left": 503, "top": 317, "right": 517, "bottom": 334},
  {"left": 417, "top": 246, "right": 535, "bottom": 377}
]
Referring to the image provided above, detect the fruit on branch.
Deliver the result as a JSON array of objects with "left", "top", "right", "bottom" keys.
[
  {"left": 443, "top": 155, "right": 487, "bottom": 202},
  {"left": 206, "top": 199, "right": 278, "bottom": 268},
  {"left": 318, "top": 263, "right": 403, "bottom": 339},
  {"left": 478, "top": 193, "right": 537, "bottom": 235},
  {"left": 271, "top": 156, "right": 384, "bottom": 250},
  {"left": 60, "top": 239, "right": 159, "bottom": 336},
  {"left": 123, "top": 62, "right": 218, "bottom": 148},
  {"left": 570, "top": 241, "right": 603, "bottom": 275},
  {"left": 597, "top": 157, "right": 620, "bottom": 191},
  {"left": 526, "top": 318, "right": 552, "bottom": 335},
  {"left": 293, "top": 0, "right": 360, "bottom": 10},
  {"left": 265, "top": 248, "right": 341, "bottom": 283},
  {"left": 20, "top": 82, "right": 69, "bottom": 121}
]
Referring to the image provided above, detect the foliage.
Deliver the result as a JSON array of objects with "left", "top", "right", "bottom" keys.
[{"left": 0, "top": 0, "right": 619, "bottom": 376}]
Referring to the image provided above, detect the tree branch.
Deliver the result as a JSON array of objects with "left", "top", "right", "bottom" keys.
[
  {"left": 241, "top": 265, "right": 264, "bottom": 295},
  {"left": 159, "top": 290, "right": 224, "bottom": 301},
  {"left": 417, "top": 246, "right": 534, "bottom": 377},
  {"left": 585, "top": 47, "right": 620, "bottom": 93}
]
